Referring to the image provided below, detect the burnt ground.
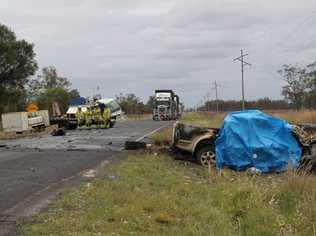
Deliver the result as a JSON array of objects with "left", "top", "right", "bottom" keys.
[{"left": 0, "top": 119, "right": 172, "bottom": 235}]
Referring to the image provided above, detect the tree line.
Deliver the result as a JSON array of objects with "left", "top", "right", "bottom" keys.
[
  {"left": 115, "top": 93, "right": 154, "bottom": 114},
  {"left": 199, "top": 62, "right": 316, "bottom": 112},
  {"left": 278, "top": 63, "right": 316, "bottom": 109},
  {"left": 198, "top": 98, "right": 290, "bottom": 112},
  {"left": 0, "top": 23, "right": 79, "bottom": 116}
]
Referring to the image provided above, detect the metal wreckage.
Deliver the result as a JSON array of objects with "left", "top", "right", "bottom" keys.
[{"left": 172, "top": 110, "right": 316, "bottom": 173}]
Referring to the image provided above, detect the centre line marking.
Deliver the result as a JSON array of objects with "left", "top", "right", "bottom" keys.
[{"left": 135, "top": 124, "right": 171, "bottom": 142}]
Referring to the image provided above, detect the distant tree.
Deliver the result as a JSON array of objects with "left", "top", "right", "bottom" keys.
[
  {"left": 278, "top": 65, "right": 307, "bottom": 109},
  {"left": 200, "top": 98, "right": 290, "bottom": 112},
  {"left": 0, "top": 23, "right": 38, "bottom": 113},
  {"left": 116, "top": 93, "right": 149, "bottom": 114},
  {"left": 278, "top": 63, "right": 316, "bottom": 109},
  {"left": 145, "top": 96, "right": 155, "bottom": 112},
  {"left": 40, "top": 66, "right": 71, "bottom": 89},
  {"left": 36, "top": 88, "right": 76, "bottom": 114},
  {"left": 68, "top": 89, "right": 80, "bottom": 99},
  {"left": 305, "top": 63, "right": 316, "bottom": 109},
  {"left": 27, "top": 66, "right": 80, "bottom": 114}
]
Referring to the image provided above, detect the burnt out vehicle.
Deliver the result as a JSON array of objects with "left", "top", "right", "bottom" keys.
[
  {"left": 172, "top": 122, "right": 219, "bottom": 166},
  {"left": 172, "top": 121, "right": 316, "bottom": 170}
]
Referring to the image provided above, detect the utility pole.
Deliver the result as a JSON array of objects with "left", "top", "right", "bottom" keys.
[
  {"left": 212, "top": 81, "right": 220, "bottom": 113},
  {"left": 234, "top": 49, "right": 251, "bottom": 110}
]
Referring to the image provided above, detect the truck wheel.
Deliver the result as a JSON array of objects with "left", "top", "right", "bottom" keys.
[{"left": 196, "top": 145, "right": 216, "bottom": 167}]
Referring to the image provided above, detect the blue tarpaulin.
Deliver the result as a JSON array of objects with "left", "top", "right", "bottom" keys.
[
  {"left": 69, "top": 97, "right": 86, "bottom": 106},
  {"left": 215, "top": 110, "right": 301, "bottom": 173}
]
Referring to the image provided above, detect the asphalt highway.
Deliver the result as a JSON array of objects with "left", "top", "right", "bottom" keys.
[{"left": 0, "top": 120, "right": 172, "bottom": 218}]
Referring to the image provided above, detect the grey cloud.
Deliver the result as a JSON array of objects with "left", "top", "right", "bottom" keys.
[{"left": 1, "top": 0, "right": 316, "bottom": 107}]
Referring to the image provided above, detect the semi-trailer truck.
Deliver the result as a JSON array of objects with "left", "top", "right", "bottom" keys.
[{"left": 153, "top": 90, "right": 181, "bottom": 121}]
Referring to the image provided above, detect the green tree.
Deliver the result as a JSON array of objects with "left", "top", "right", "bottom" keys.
[
  {"left": 0, "top": 23, "right": 38, "bottom": 113},
  {"left": 278, "top": 63, "right": 316, "bottom": 109},
  {"left": 305, "top": 63, "right": 316, "bottom": 109},
  {"left": 40, "top": 66, "right": 71, "bottom": 89},
  {"left": 28, "top": 66, "right": 80, "bottom": 115},
  {"left": 146, "top": 96, "right": 155, "bottom": 112},
  {"left": 37, "top": 88, "right": 74, "bottom": 115},
  {"left": 116, "top": 93, "right": 147, "bottom": 114}
]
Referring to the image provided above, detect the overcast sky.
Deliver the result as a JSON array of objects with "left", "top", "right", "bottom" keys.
[{"left": 1, "top": 0, "right": 316, "bottom": 107}]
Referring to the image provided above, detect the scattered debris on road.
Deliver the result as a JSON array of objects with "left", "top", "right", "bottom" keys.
[
  {"left": 125, "top": 141, "right": 147, "bottom": 150},
  {"left": 51, "top": 128, "right": 66, "bottom": 136}
]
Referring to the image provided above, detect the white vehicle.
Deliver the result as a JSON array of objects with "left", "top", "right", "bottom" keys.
[
  {"left": 97, "top": 98, "right": 122, "bottom": 127},
  {"left": 65, "top": 98, "right": 122, "bottom": 129},
  {"left": 65, "top": 105, "right": 89, "bottom": 129}
]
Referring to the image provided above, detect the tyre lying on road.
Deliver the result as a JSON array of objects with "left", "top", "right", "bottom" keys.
[{"left": 172, "top": 110, "right": 316, "bottom": 172}]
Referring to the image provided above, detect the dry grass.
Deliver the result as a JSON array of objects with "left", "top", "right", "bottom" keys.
[
  {"left": 180, "top": 112, "right": 226, "bottom": 128},
  {"left": 181, "top": 110, "right": 316, "bottom": 129},
  {"left": 151, "top": 128, "right": 173, "bottom": 146},
  {"left": 267, "top": 110, "right": 316, "bottom": 124},
  {"left": 22, "top": 153, "right": 316, "bottom": 236}
]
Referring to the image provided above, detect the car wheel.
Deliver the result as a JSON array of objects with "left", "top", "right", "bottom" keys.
[{"left": 196, "top": 145, "right": 216, "bottom": 167}]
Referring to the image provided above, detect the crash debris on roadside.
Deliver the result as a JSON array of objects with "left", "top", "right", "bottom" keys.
[{"left": 172, "top": 110, "right": 316, "bottom": 173}]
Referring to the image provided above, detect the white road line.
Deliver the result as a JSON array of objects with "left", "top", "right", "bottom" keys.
[{"left": 135, "top": 124, "right": 170, "bottom": 142}]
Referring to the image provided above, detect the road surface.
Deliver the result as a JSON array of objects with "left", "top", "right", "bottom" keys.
[{"left": 0, "top": 120, "right": 171, "bottom": 221}]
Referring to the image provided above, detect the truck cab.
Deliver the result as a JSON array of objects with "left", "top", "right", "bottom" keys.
[{"left": 153, "top": 90, "right": 178, "bottom": 121}]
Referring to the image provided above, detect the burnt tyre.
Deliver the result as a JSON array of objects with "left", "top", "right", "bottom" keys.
[{"left": 195, "top": 144, "right": 216, "bottom": 167}]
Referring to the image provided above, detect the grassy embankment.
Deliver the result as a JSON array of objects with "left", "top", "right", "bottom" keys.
[{"left": 23, "top": 110, "right": 316, "bottom": 235}]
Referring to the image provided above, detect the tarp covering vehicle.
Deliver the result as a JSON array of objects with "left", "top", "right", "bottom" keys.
[{"left": 215, "top": 110, "right": 302, "bottom": 173}]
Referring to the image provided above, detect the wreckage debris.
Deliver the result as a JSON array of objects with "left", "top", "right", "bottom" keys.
[
  {"left": 125, "top": 141, "right": 147, "bottom": 150},
  {"left": 51, "top": 128, "right": 66, "bottom": 136},
  {"left": 215, "top": 110, "right": 301, "bottom": 173},
  {"left": 172, "top": 109, "right": 316, "bottom": 173}
]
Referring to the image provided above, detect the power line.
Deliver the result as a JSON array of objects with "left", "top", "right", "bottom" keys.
[{"left": 234, "top": 49, "right": 251, "bottom": 110}]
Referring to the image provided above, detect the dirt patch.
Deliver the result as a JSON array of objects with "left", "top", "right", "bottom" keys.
[{"left": 0, "top": 125, "right": 57, "bottom": 140}]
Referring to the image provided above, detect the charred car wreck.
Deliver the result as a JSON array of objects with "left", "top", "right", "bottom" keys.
[{"left": 172, "top": 110, "right": 316, "bottom": 172}]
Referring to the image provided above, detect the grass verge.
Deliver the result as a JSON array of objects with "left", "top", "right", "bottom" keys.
[
  {"left": 22, "top": 153, "right": 316, "bottom": 236},
  {"left": 151, "top": 128, "right": 172, "bottom": 146}
]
